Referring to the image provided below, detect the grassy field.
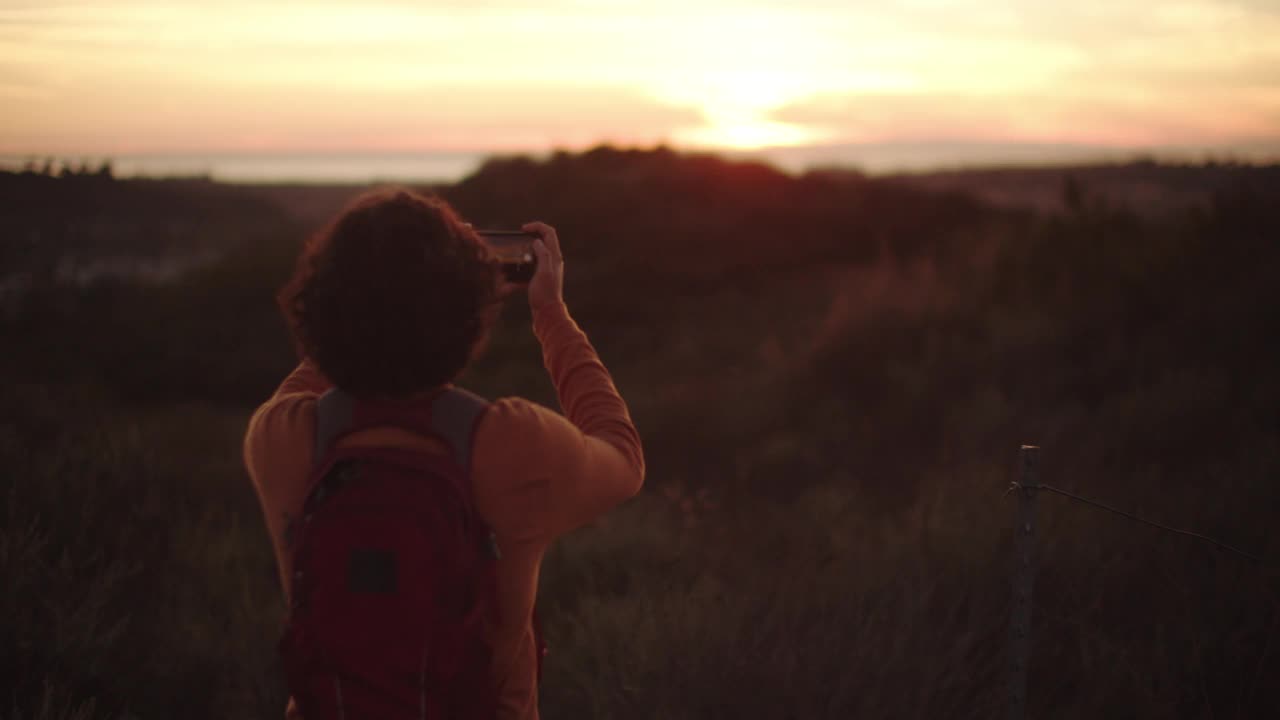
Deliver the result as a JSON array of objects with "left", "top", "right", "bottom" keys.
[{"left": 3, "top": 148, "right": 1278, "bottom": 718}]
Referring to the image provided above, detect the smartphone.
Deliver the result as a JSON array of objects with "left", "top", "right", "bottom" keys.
[{"left": 477, "top": 230, "right": 538, "bottom": 284}]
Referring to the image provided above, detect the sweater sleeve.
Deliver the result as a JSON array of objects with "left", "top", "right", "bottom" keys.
[
  {"left": 472, "top": 302, "right": 644, "bottom": 543},
  {"left": 533, "top": 301, "right": 645, "bottom": 479}
]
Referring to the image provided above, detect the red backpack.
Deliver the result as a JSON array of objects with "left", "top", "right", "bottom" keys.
[{"left": 280, "top": 387, "right": 512, "bottom": 719}]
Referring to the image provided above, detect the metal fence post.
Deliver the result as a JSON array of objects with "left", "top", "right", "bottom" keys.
[{"left": 1009, "top": 444, "right": 1040, "bottom": 720}]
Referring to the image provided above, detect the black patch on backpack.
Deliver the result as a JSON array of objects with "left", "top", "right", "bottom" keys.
[{"left": 348, "top": 549, "right": 397, "bottom": 594}]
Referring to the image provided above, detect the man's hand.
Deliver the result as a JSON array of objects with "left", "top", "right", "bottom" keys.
[{"left": 523, "top": 221, "right": 564, "bottom": 311}]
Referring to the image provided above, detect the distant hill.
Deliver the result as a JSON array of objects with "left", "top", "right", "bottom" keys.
[
  {"left": 882, "top": 160, "right": 1280, "bottom": 215},
  {"left": 739, "top": 138, "right": 1280, "bottom": 175},
  {"left": 0, "top": 170, "right": 296, "bottom": 291}
]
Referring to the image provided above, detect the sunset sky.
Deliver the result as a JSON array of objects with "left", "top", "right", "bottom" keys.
[{"left": 2, "top": 0, "right": 1278, "bottom": 156}]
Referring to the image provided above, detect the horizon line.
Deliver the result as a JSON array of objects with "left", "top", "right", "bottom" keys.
[
  {"left": 4, "top": 140, "right": 1278, "bottom": 186},
  {"left": 3, "top": 136, "right": 1280, "bottom": 159}
]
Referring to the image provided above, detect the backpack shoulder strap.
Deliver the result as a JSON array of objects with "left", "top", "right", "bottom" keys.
[
  {"left": 311, "top": 386, "right": 489, "bottom": 470},
  {"left": 429, "top": 387, "right": 490, "bottom": 472},
  {"left": 313, "top": 388, "right": 355, "bottom": 468}
]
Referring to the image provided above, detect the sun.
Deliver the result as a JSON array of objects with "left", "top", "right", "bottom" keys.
[{"left": 656, "top": 69, "right": 828, "bottom": 150}]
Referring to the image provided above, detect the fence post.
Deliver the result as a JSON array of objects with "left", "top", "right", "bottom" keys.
[{"left": 1009, "top": 444, "right": 1040, "bottom": 720}]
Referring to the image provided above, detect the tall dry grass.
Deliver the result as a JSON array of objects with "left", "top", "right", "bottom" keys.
[{"left": 3, "top": 154, "right": 1279, "bottom": 717}]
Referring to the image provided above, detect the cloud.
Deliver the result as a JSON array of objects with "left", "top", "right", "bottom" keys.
[
  {"left": 771, "top": 87, "right": 1280, "bottom": 147},
  {"left": 770, "top": 10, "right": 1280, "bottom": 151},
  {"left": 0, "top": 81, "right": 706, "bottom": 152},
  {"left": 772, "top": 93, "right": 1018, "bottom": 143}
]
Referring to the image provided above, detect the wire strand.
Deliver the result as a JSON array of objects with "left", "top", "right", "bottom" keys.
[{"left": 1008, "top": 481, "right": 1263, "bottom": 564}]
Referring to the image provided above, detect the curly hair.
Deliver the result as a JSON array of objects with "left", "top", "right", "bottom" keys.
[{"left": 278, "top": 187, "right": 500, "bottom": 398}]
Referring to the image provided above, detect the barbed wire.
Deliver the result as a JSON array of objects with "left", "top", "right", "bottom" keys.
[{"left": 1006, "top": 480, "right": 1263, "bottom": 564}]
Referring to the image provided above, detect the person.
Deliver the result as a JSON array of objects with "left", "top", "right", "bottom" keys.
[{"left": 242, "top": 188, "right": 645, "bottom": 719}]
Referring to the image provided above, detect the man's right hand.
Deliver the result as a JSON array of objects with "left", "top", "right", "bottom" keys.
[{"left": 523, "top": 221, "right": 564, "bottom": 311}]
